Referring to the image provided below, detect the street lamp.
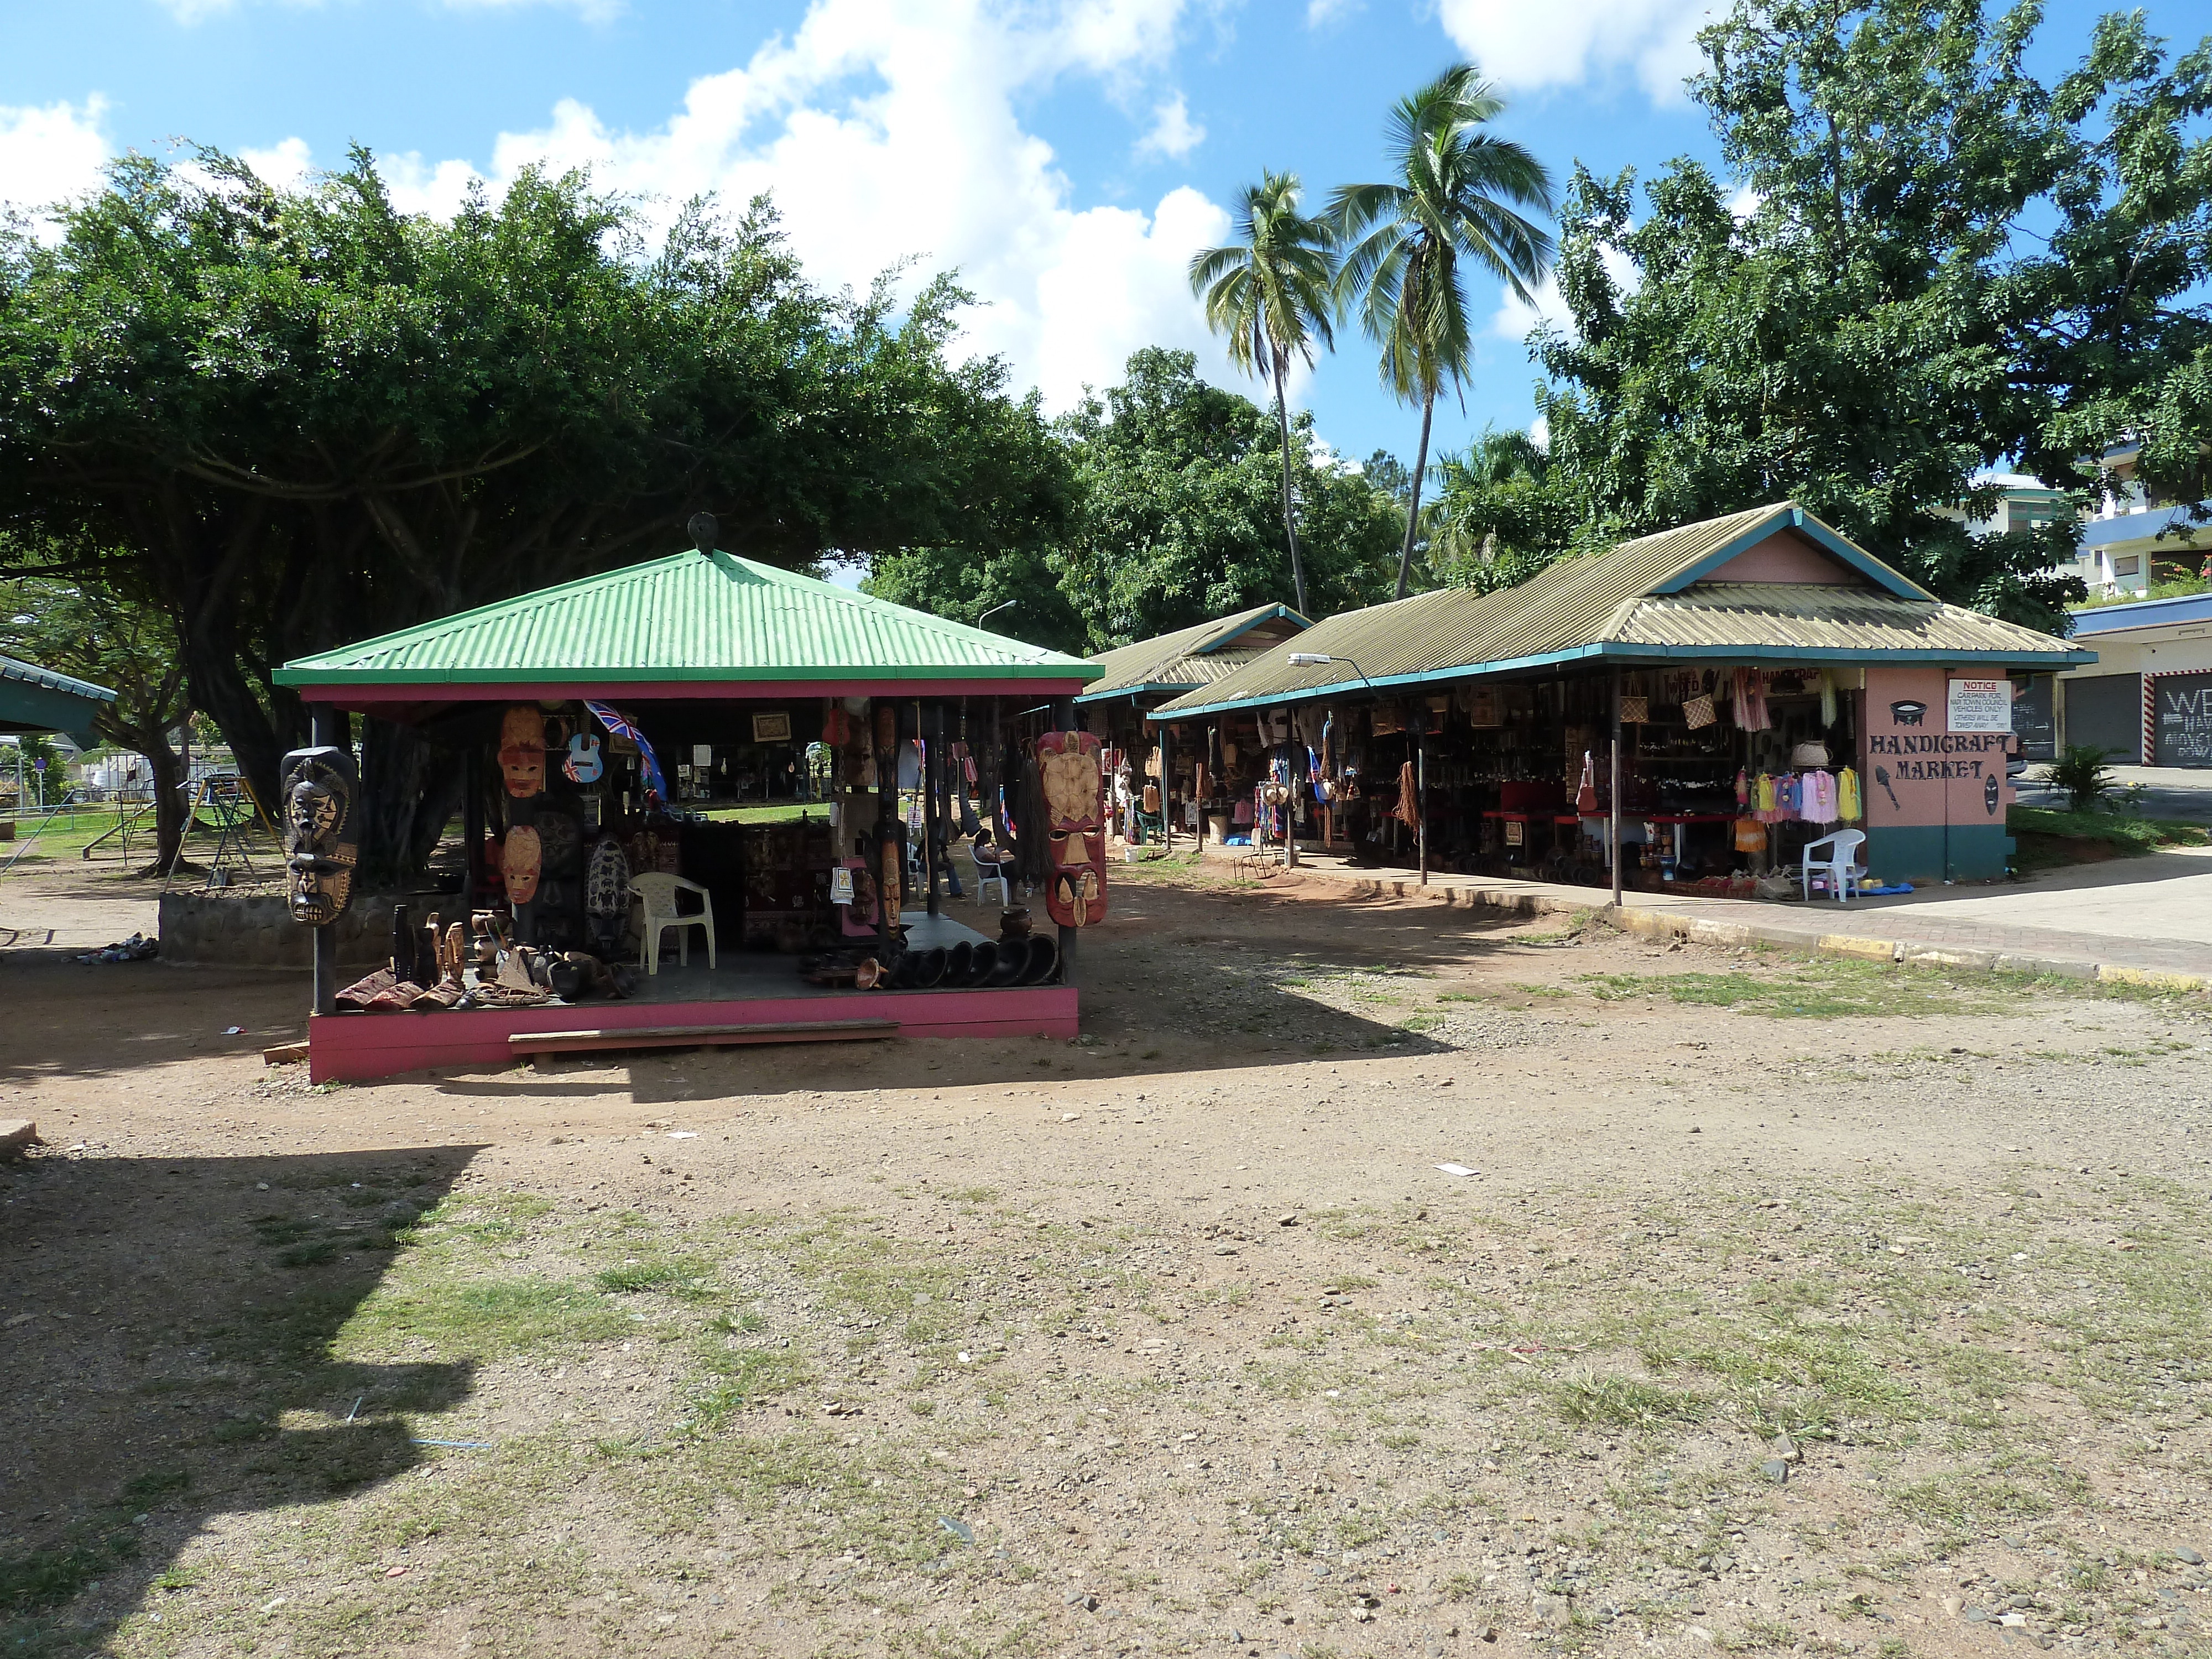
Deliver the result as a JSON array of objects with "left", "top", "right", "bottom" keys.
[
  {"left": 1287, "top": 651, "right": 1373, "bottom": 688},
  {"left": 977, "top": 601, "right": 1018, "bottom": 631}
]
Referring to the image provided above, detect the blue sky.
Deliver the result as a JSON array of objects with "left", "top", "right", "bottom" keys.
[{"left": 0, "top": 0, "right": 2178, "bottom": 474}]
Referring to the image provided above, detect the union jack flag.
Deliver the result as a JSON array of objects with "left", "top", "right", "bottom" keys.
[{"left": 585, "top": 700, "right": 667, "bottom": 799}]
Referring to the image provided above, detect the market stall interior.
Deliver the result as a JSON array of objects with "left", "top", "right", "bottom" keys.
[
  {"left": 1143, "top": 502, "right": 2094, "bottom": 894},
  {"left": 271, "top": 518, "right": 1105, "bottom": 1082}
]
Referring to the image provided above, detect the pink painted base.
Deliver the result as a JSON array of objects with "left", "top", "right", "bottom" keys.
[{"left": 309, "top": 985, "right": 1078, "bottom": 1083}]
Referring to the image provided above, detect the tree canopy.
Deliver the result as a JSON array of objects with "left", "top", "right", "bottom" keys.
[
  {"left": 1437, "top": 0, "right": 2212, "bottom": 634},
  {"left": 0, "top": 147, "right": 1076, "bottom": 868},
  {"left": 869, "top": 348, "right": 1405, "bottom": 653}
]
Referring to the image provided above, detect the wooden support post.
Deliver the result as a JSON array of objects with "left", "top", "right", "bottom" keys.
[
  {"left": 1417, "top": 727, "right": 1428, "bottom": 886},
  {"left": 1610, "top": 668, "right": 1624, "bottom": 909},
  {"left": 873, "top": 698, "right": 898, "bottom": 962},
  {"left": 1160, "top": 721, "right": 1172, "bottom": 853},
  {"left": 309, "top": 703, "right": 337, "bottom": 1016},
  {"left": 924, "top": 702, "right": 944, "bottom": 917}
]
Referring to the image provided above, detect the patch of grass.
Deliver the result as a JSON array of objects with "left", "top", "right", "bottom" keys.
[
  {"left": 1557, "top": 1373, "right": 1713, "bottom": 1431},
  {"left": 1890, "top": 1473, "right": 2052, "bottom": 1531},
  {"left": 691, "top": 1345, "right": 815, "bottom": 1427},
  {"left": 2008, "top": 805, "right": 2211, "bottom": 873},
  {"left": 338, "top": 1278, "right": 627, "bottom": 1361},
  {"left": 1576, "top": 958, "right": 2008, "bottom": 1019},
  {"left": 594, "top": 1256, "right": 719, "bottom": 1298}
]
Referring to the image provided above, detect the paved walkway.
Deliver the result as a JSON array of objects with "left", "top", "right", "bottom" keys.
[{"left": 1192, "top": 842, "right": 2212, "bottom": 989}]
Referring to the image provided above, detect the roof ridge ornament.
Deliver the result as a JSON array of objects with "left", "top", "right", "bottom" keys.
[{"left": 686, "top": 512, "right": 718, "bottom": 556}]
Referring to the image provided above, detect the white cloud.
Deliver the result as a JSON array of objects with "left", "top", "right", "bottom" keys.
[
  {"left": 1529, "top": 413, "right": 1550, "bottom": 451},
  {"left": 463, "top": 0, "right": 1229, "bottom": 412},
  {"left": 1134, "top": 92, "right": 1204, "bottom": 161},
  {"left": 1725, "top": 180, "right": 1761, "bottom": 221},
  {"left": 240, "top": 135, "right": 313, "bottom": 190},
  {"left": 1491, "top": 242, "right": 1640, "bottom": 342},
  {"left": 0, "top": 97, "right": 111, "bottom": 235},
  {"left": 1305, "top": 0, "right": 1360, "bottom": 27},
  {"left": 1436, "top": 0, "right": 1716, "bottom": 103}
]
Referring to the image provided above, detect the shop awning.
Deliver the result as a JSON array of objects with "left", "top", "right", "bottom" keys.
[
  {"left": 0, "top": 653, "right": 116, "bottom": 749},
  {"left": 1149, "top": 503, "right": 2094, "bottom": 720},
  {"left": 274, "top": 546, "right": 1100, "bottom": 703},
  {"left": 1077, "top": 603, "right": 1311, "bottom": 704}
]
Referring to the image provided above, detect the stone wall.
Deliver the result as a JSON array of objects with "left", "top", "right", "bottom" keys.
[{"left": 158, "top": 890, "right": 456, "bottom": 971}]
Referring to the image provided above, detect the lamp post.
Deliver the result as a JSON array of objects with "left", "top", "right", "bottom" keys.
[{"left": 977, "top": 601, "right": 1018, "bottom": 632}]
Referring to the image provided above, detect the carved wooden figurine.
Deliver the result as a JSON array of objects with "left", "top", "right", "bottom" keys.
[{"left": 279, "top": 744, "right": 359, "bottom": 926}]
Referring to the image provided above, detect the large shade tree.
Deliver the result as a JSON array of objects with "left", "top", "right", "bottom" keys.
[
  {"left": 1459, "top": 0, "right": 2212, "bottom": 633},
  {"left": 866, "top": 349, "right": 1406, "bottom": 651},
  {"left": 1188, "top": 171, "right": 1338, "bottom": 616},
  {"left": 1331, "top": 65, "right": 1555, "bottom": 598},
  {"left": 0, "top": 148, "right": 1076, "bottom": 874}
]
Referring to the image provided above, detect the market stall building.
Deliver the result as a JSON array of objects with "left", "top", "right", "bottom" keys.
[
  {"left": 1076, "top": 603, "right": 1310, "bottom": 847},
  {"left": 1145, "top": 503, "right": 2093, "bottom": 891},
  {"left": 274, "top": 534, "right": 1099, "bottom": 1082}
]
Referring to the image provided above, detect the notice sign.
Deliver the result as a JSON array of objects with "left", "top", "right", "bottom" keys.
[
  {"left": 2154, "top": 672, "right": 2212, "bottom": 769},
  {"left": 1947, "top": 677, "right": 2012, "bottom": 733}
]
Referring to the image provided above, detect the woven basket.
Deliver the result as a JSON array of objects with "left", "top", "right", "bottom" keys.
[{"left": 1619, "top": 695, "right": 1650, "bottom": 724}]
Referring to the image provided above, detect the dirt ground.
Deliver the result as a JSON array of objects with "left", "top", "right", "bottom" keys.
[{"left": 4, "top": 856, "right": 2211, "bottom": 1659}]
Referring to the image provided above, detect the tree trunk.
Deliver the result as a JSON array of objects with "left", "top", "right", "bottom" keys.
[
  {"left": 142, "top": 735, "right": 189, "bottom": 879},
  {"left": 1274, "top": 363, "right": 1310, "bottom": 615},
  {"left": 1395, "top": 389, "right": 1438, "bottom": 599},
  {"left": 356, "top": 718, "right": 463, "bottom": 883}
]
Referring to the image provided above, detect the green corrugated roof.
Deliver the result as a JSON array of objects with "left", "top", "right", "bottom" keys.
[
  {"left": 274, "top": 550, "right": 1100, "bottom": 689},
  {"left": 1, "top": 653, "right": 117, "bottom": 748},
  {"left": 1077, "top": 603, "right": 1311, "bottom": 703},
  {"left": 1151, "top": 503, "right": 2088, "bottom": 719}
]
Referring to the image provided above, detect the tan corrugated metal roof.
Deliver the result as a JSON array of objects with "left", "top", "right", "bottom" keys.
[
  {"left": 1150, "top": 503, "right": 2089, "bottom": 719},
  {"left": 1078, "top": 603, "right": 1311, "bottom": 702},
  {"left": 1617, "top": 585, "right": 2078, "bottom": 654}
]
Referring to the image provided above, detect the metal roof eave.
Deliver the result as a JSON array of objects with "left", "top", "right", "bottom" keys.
[
  {"left": 1074, "top": 678, "right": 1204, "bottom": 706},
  {"left": 1649, "top": 507, "right": 1937, "bottom": 602},
  {"left": 1145, "top": 639, "right": 2096, "bottom": 723},
  {"left": 275, "top": 661, "right": 1103, "bottom": 690}
]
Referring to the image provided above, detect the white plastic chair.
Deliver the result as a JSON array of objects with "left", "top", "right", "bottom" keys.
[
  {"left": 967, "top": 841, "right": 1011, "bottom": 906},
  {"left": 632, "top": 872, "right": 716, "bottom": 972},
  {"left": 1801, "top": 829, "right": 1867, "bottom": 902}
]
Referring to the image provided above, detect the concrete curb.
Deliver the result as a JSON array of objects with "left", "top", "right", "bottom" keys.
[{"left": 1230, "top": 848, "right": 2212, "bottom": 997}]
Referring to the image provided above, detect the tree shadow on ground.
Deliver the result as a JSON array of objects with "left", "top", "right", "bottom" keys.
[
  {"left": 430, "top": 879, "right": 1574, "bottom": 1105},
  {"left": 0, "top": 1144, "right": 482, "bottom": 1656}
]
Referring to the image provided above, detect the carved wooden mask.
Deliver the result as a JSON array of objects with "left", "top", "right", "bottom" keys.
[
  {"left": 499, "top": 705, "right": 547, "bottom": 798},
  {"left": 279, "top": 744, "right": 359, "bottom": 926}
]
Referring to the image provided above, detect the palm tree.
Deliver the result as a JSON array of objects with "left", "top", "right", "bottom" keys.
[
  {"left": 1332, "top": 65, "right": 1554, "bottom": 599},
  {"left": 1189, "top": 171, "right": 1337, "bottom": 616}
]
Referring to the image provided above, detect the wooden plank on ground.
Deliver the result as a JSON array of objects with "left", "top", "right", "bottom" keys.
[{"left": 509, "top": 1019, "right": 898, "bottom": 1056}]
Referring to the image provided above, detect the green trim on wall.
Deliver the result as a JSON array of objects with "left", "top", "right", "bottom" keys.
[{"left": 1864, "top": 823, "right": 2015, "bottom": 883}]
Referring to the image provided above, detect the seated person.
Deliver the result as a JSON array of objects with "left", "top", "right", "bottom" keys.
[{"left": 971, "top": 828, "right": 1015, "bottom": 874}]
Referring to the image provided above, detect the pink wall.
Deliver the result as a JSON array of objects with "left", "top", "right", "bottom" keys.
[
  {"left": 1861, "top": 666, "right": 2013, "bottom": 830},
  {"left": 1701, "top": 531, "right": 1856, "bottom": 586}
]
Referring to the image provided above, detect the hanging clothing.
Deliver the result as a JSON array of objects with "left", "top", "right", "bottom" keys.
[
  {"left": 1802, "top": 769, "right": 1839, "bottom": 825},
  {"left": 1838, "top": 766, "right": 1863, "bottom": 823},
  {"left": 1817, "top": 670, "right": 1839, "bottom": 727},
  {"left": 1735, "top": 769, "right": 1750, "bottom": 808},
  {"left": 1733, "top": 669, "right": 1771, "bottom": 732}
]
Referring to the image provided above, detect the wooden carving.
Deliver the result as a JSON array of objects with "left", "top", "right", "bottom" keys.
[
  {"left": 279, "top": 745, "right": 359, "bottom": 926},
  {"left": 499, "top": 705, "right": 547, "bottom": 799},
  {"left": 501, "top": 824, "right": 543, "bottom": 904},
  {"left": 1035, "top": 731, "right": 1106, "bottom": 928}
]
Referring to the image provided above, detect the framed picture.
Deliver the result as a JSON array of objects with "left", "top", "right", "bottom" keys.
[{"left": 752, "top": 711, "right": 792, "bottom": 743}]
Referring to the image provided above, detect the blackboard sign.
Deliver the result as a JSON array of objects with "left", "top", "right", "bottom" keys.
[
  {"left": 2010, "top": 674, "right": 2056, "bottom": 762},
  {"left": 2154, "top": 672, "right": 2212, "bottom": 769}
]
